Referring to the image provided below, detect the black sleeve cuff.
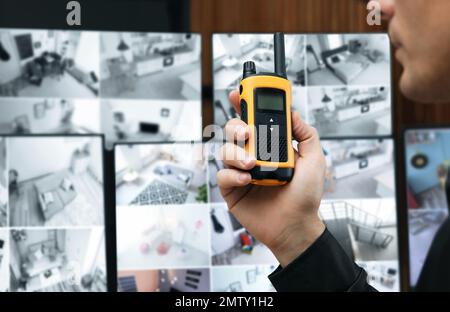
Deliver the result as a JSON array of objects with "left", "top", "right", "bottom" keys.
[{"left": 268, "top": 228, "right": 375, "bottom": 292}]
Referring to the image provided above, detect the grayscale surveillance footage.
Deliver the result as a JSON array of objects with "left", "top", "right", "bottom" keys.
[
  {"left": 0, "top": 29, "right": 203, "bottom": 148},
  {"left": 213, "top": 33, "right": 392, "bottom": 138},
  {"left": 0, "top": 135, "right": 107, "bottom": 292}
]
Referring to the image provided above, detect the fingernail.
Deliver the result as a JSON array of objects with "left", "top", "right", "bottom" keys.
[
  {"left": 238, "top": 173, "right": 249, "bottom": 183},
  {"left": 242, "top": 154, "right": 255, "bottom": 166}
]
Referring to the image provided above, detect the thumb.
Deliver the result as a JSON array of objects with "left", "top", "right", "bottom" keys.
[{"left": 291, "top": 111, "right": 323, "bottom": 158}]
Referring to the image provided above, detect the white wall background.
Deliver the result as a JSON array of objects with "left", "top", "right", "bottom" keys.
[
  {"left": 115, "top": 144, "right": 161, "bottom": 172},
  {"left": 171, "top": 100, "right": 202, "bottom": 141},
  {"left": 65, "top": 229, "right": 91, "bottom": 276},
  {"left": 0, "top": 98, "right": 64, "bottom": 132},
  {"left": 116, "top": 204, "right": 209, "bottom": 255},
  {"left": 0, "top": 98, "right": 101, "bottom": 133},
  {"left": 74, "top": 32, "right": 100, "bottom": 77},
  {"left": 100, "top": 32, "right": 122, "bottom": 60},
  {"left": 8, "top": 137, "right": 102, "bottom": 182},
  {"left": 71, "top": 99, "right": 102, "bottom": 132},
  {"left": 101, "top": 99, "right": 201, "bottom": 141},
  {"left": 320, "top": 198, "right": 397, "bottom": 226},
  {"left": 29, "top": 29, "right": 57, "bottom": 58},
  {"left": 160, "top": 143, "right": 204, "bottom": 168},
  {"left": 87, "top": 138, "right": 103, "bottom": 183},
  {"left": 79, "top": 228, "right": 104, "bottom": 275}
]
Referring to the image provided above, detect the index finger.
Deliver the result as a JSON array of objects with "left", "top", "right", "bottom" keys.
[{"left": 228, "top": 89, "right": 241, "bottom": 115}]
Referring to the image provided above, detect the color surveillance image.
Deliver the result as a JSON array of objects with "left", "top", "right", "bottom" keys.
[
  {"left": 117, "top": 268, "right": 211, "bottom": 292},
  {"left": 405, "top": 129, "right": 450, "bottom": 287}
]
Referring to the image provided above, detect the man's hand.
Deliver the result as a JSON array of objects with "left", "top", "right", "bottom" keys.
[{"left": 217, "top": 90, "right": 327, "bottom": 268}]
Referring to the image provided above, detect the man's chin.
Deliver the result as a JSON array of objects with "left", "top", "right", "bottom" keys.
[
  {"left": 399, "top": 74, "right": 433, "bottom": 103},
  {"left": 394, "top": 47, "right": 405, "bottom": 65}
]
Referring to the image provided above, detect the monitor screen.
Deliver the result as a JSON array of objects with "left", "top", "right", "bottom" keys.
[
  {"left": 114, "top": 142, "right": 211, "bottom": 292},
  {"left": 0, "top": 29, "right": 202, "bottom": 148},
  {"left": 320, "top": 138, "right": 399, "bottom": 291},
  {"left": 120, "top": 139, "right": 398, "bottom": 292},
  {"left": 207, "top": 138, "right": 399, "bottom": 292},
  {"left": 114, "top": 141, "right": 279, "bottom": 292},
  {"left": 404, "top": 128, "right": 450, "bottom": 288},
  {"left": 212, "top": 33, "right": 392, "bottom": 138},
  {"left": 0, "top": 135, "right": 107, "bottom": 292}
]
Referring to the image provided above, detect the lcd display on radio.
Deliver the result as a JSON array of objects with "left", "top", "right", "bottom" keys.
[{"left": 256, "top": 89, "right": 284, "bottom": 111}]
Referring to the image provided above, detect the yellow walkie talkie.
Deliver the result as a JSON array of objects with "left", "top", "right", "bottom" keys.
[{"left": 239, "top": 32, "right": 295, "bottom": 186}]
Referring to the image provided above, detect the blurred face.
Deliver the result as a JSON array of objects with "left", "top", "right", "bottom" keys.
[{"left": 381, "top": 0, "right": 450, "bottom": 102}]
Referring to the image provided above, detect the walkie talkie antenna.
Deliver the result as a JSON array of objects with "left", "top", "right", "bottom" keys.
[{"left": 274, "top": 32, "right": 287, "bottom": 78}]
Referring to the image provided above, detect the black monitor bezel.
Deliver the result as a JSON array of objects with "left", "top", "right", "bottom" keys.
[{"left": 0, "top": 0, "right": 190, "bottom": 33}]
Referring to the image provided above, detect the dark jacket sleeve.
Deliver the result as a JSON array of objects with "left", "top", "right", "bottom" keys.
[
  {"left": 415, "top": 218, "right": 450, "bottom": 292},
  {"left": 268, "top": 228, "right": 377, "bottom": 292}
]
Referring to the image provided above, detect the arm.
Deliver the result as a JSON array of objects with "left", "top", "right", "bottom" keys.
[
  {"left": 269, "top": 228, "right": 376, "bottom": 292},
  {"left": 414, "top": 218, "right": 450, "bottom": 292},
  {"left": 217, "top": 90, "right": 376, "bottom": 292}
]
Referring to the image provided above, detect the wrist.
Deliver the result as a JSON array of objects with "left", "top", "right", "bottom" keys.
[{"left": 269, "top": 216, "right": 326, "bottom": 268}]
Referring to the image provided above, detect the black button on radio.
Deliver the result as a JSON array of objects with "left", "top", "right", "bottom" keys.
[{"left": 240, "top": 99, "right": 248, "bottom": 124}]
